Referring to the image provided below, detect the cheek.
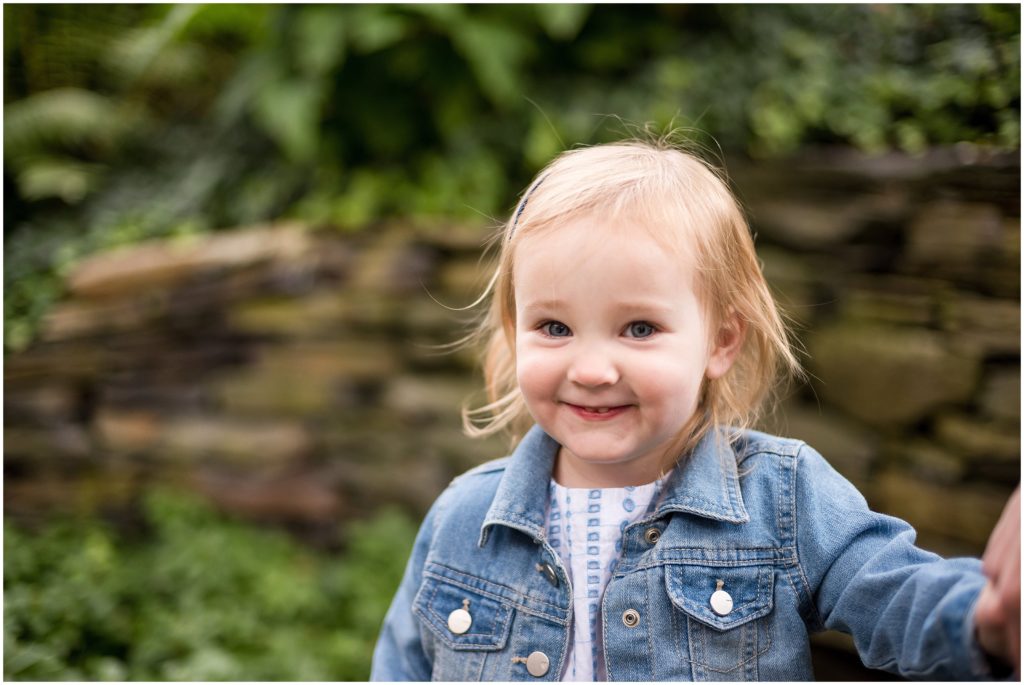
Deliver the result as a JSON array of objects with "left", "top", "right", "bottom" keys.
[
  {"left": 514, "top": 345, "right": 561, "bottom": 398},
  {"left": 632, "top": 351, "right": 706, "bottom": 406}
]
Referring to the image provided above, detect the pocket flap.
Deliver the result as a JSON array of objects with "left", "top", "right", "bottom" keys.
[
  {"left": 413, "top": 574, "right": 513, "bottom": 650},
  {"left": 665, "top": 564, "right": 774, "bottom": 631}
]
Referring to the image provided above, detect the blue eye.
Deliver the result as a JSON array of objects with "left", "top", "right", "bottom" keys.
[
  {"left": 627, "top": 321, "right": 656, "bottom": 338},
  {"left": 542, "top": 321, "right": 571, "bottom": 337}
]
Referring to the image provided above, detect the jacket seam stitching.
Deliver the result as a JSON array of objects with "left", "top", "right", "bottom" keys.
[
  {"left": 485, "top": 510, "right": 543, "bottom": 533},
  {"left": 645, "top": 567, "right": 655, "bottom": 676},
  {"left": 792, "top": 445, "right": 825, "bottom": 630},
  {"left": 423, "top": 567, "right": 569, "bottom": 623},
  {"left": 424, "top": 568, "right": 562, "bottom": 614},
  {"left": 668, "top": 578, "right": 690, "bottom": 670},
  {"left": 601, "top": 579, "right": 612, "bottom": 680},
  {"left": 412, "top": 584, "right": 513, "bottom": 652},
  {"left": 623, "top": 551, "right": 796, "bottom": 574}
]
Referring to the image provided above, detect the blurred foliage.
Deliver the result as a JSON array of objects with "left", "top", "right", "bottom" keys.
[
  {"left": 4, "top": 3, "right": 1021, "bottom": 350},
  {"left": 4, "top": 489, "right": 418, "bottom": 680}
]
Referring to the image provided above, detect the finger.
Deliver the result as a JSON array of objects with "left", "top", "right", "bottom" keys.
[
  {"left": 975, "top": 582, "right": 1000, "bottom": 631},
  {"left": 987, "top": 488, "right": 1018, "bottom": 554},
  {"left": 996, "top": 538, "right": 1021, "bottom": 670},
  {"left": 976, "top": 586, "right": 1021, "bottom": 676},
  {"left": 982, "top": 487, "right": 1020, "bottom": 578},
  {"left": 1003, "top": 555, "right": 1020, "bottom": 670}
]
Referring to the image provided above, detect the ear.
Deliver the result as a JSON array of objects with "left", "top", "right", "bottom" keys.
[{"left": 706, "top": 311, "right": 746, "bottom": 380}]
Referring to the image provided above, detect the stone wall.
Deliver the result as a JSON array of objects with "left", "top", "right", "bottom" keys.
[
  {"left": 6, "top": 222, "right": 505, "bottom": 543},
  {"left": 6, "top": 147, "right": 1020, "bottom": 560},
  {"left": 734, "top": 147, "right": 1020, "bottom": 558}
]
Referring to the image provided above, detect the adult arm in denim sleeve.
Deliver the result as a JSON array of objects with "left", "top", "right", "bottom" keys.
[
  {"left": 793, "top": 443, "right": 995, "bottom": 680},
  {"left": 370, "top": 496, "right": 440, "bottom": 681}
]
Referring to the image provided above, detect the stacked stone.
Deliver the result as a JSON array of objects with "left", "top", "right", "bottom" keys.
[
  {"left": 4, "top": 148, "right": 1020, "bottom": 560},
  {"left": 4, "top": 221, "right": 507, "bottom": 538},
  {"left": 739, "top": 146, "right": 1020, "bottom": 558}
]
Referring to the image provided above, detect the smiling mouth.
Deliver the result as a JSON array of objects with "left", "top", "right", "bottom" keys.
[{"left": 564, "top": 403, "right": 631, "bottom": 419}]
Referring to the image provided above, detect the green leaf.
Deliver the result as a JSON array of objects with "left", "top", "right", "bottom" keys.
[
  {"left": 182, "top": 3, "right": 271, "bottom": 43},
  {"left": 331, "top": 170, "right": 388, "bottom": 228},
  {"left": 447, "top": 17, "right": 532, "bottom": 107},
  {"left": 294, "top": 7, "right": 347, "bottom": 76},
  {"left": 253, "top": 77, "right": 325, "bottom": 162},
  {"left": 524, "top": 113, "right": 564, "bottom": 168},
  {"left": 107, "top": 4, "right": 200, "bottom": 84},
  {"left": 3, "top": 88, "right": 131, "bottom": 160},
  {"left": 347, "top": 6, "right": 408, "bottom": 53},
  {"left": 536, "top": 4, "right": 591, "bottom": 41},
  {"left": 17, "top": 158, "right": 104, "bottom": 203},
  {"left": 4, "top": 497, "right": 420, "bottom": 680}
]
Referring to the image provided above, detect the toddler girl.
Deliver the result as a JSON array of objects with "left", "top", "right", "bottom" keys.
[{"left": 371, "top": 140, "right": 1019, "bottom": 681}]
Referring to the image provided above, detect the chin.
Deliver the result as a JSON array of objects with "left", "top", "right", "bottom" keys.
[
  {"left": 561, "top": 439, "right": 637, "bottom": 465},
  {"left": 570, "top": 452, "right": 629, "bottom": 466}
]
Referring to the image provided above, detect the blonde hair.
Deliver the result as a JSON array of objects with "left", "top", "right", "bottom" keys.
[{"left": 461, "top": 138, "right": 801, "bottom": 467}]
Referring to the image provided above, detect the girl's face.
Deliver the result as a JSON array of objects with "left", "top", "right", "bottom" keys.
[{"left": 513, "top": 215, "right": 740, "bottom": 487}]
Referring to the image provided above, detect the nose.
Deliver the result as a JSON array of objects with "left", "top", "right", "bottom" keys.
[{"left": 567, "top": 346, "right": 620, "bottom": 387}]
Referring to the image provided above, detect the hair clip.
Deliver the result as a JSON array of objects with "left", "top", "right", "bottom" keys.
[{"left": 508, "top": 174, "right": 547, "bottom": 241}]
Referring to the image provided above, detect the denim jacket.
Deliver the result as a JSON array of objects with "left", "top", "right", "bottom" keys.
[{"left": 372, "top": 425, "right": 995, "bottom": 681}]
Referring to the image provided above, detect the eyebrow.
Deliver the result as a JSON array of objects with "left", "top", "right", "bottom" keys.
[
  {"left": 520, "top": 299, "right": 675, "bottom": 316},
  {"left": 520, "top": 299, "right": 567, "bottom": 314}
]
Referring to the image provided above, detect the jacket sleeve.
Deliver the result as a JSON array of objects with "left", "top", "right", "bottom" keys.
[
  {"left": 793, "top": 443, "right": 997, "bottom": 680},
  {"left": 370, "top": 493, "right": 442, "bottom": 681}
]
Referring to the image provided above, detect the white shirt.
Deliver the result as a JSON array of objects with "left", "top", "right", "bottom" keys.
[{"left": 544, "top": 477, "right": 666, "bottom": 681}]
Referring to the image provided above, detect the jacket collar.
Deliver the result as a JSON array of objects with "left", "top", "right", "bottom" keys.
[
  {"left": 480, "top": 425, "right": 558, "bottom": 546},
  {"left": 479, "top": 424, "right": 748, "bottom": 546},
  {"left": 655, "top": 428, "right": 750, "bottom": 524}
]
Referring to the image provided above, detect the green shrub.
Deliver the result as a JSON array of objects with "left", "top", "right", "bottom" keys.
[
  {"left": 4, "top": 4, "right": 1019, "bottom": 351},
  {"left": 4, "top": 490, "right": 418, "bottom": 681}
]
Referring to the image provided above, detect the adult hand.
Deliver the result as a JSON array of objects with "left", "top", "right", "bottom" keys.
[{"left": 975, "top": 485, "right": 1020, "bottom": 677}]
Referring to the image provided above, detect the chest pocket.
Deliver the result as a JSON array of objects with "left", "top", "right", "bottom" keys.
[
  {"left": 665, "top": 563, "right": 775, "bottom": 681},
  {"left": 413, "top": 568, "right": 514, "bottom": 680}
]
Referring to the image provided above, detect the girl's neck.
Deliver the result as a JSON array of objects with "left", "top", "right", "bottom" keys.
[{"left": 552, "top": 446, "right": 667, "bottom": 488}]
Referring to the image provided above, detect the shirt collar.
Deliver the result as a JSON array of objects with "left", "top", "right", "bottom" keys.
[{"left": 479, "top": 424, "right": 749, "bottom": 546}]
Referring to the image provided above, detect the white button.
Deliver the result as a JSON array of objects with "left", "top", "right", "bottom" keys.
[
  {"left": 447, "top": 607, "right": 472, "bottom": 634},
  {"left": 526, "top": 651, "right": 550, "bottom": 677},
  {"left": 710, "top": 589, "right": 733, "bottom": 616}
]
